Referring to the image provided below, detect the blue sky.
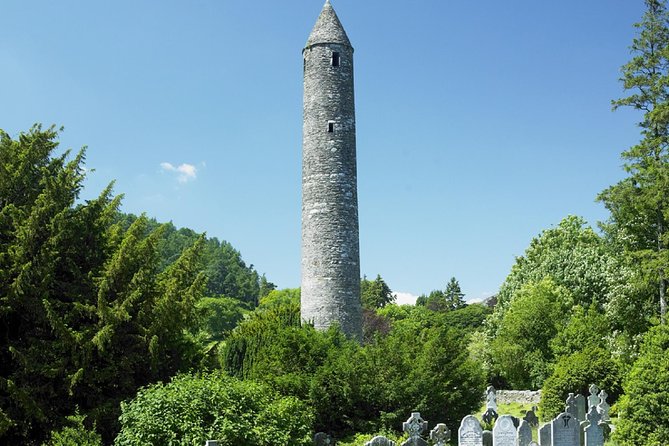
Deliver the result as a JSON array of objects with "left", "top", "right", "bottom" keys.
[{"left": 1, "top": 1, "right": 647, "bottom": 303}]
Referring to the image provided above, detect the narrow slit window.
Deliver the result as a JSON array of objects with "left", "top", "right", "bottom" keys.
[
  {"left": 331, "top": 52, "right": 340, "bottom": 67},
  {"left": 328, "top": 121, "right": 335, "bottom": 133}
]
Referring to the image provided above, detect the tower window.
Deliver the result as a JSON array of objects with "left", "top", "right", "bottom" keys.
[
  {"left": 331, "top": 52, "right": 340, "bottom": 67},
  {"left": 327, "top": 121, "right": 335, "bottom": 133}
]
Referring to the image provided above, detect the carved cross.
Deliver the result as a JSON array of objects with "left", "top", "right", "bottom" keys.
[
  {"left": 403, "top": 412, "right": 428, "bottom": 439},
  {"left": 429, "top": 423, "right": 451, "bottom": 446}
]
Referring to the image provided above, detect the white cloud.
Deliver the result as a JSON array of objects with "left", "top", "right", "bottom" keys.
[
  {"left": 467, "top": 291, "right": 494, "bottom": 304},
  {"left": 160, "top": 162, "right": 197, "bottom": 183},
  {"left": 393, "top": 291, "right": 418, "bottom": 306}
]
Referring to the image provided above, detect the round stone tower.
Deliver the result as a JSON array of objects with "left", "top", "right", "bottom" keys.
[{"left": 301, "top": 0, "right": 362, "bottom": 340}]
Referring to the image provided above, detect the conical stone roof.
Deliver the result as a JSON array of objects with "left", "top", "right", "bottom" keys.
[{"left": 305, "top": 0, "right": 352, "bottom": 48}]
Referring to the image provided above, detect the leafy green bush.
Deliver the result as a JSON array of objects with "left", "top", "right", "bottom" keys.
[
  {"left": 43, "top": 413, "right": 102, "bottom": 446},
  {"left": 613, "top": 325, "right": 669, "bottom": 445},
  {"left": 539, "top": 346, "right": 622, "bottom": 421},
  {"left": 114, "top": 372, "right": 313, "bottom": 446},
  {"left": 491, "top": 278, "right": 569, "bottom": 389}
]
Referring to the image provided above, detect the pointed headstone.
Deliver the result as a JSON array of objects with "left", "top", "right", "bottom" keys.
[
  {"left": 597, "top": 390, "right": 610, "bottom": 421},
  {"left": 458, "top": 415, "right": 483, "bottom": 446},
  {"left": 565, "top": 393, "right": 578, "bottom": 420},
  {"left": 492, "top": 415, "right": 517, "bottom": 446},
  {"left": 551, "top": 412, "right": 579, "bottom": 446},
  {"left": 517, "top": 419, "right": 532, "bottom": 446},
  {"left": 584, "top": 406, "right": 604, "bottom": 446},
  {"left": 539, "top": 422, "right": 552, "bottom": 446},
  {"left": 429, "top": 424, "right": 450, "bottom": 446},
  {"left": 587, "top": 384, "right": 600, "bottom": 410},
  {"left": 485, "top": 385, "right": 497, "bottom": 411},
  {"left": 574, "top": 394, "right": 586, "bottom": 421}
]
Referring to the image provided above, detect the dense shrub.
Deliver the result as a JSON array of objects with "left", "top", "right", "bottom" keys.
[
  {"left": 539, "top": 346, "right": 622, "bottom": 421},
  {"left": 221, "top": 301, "right": 485, "bottom": 439},
  {"left": 114, "top": 372, "right": 313, "bottom": 446},
  {"left": 43, "top": 414, "right": 102, "bottom": 446},
  {"left": 613, "top": 325, "right": 669, "bottom": 445}
]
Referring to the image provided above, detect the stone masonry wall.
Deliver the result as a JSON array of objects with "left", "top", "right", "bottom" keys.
[{"left": 301, "top": 39, "right": 362, "bottom": 340}]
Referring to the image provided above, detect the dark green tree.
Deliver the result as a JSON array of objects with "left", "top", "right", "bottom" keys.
[
  {"left": 444, "top": 277, "right": 466, "bottom": 310},
  {"left": 360, "top": 275, "right": 394, "bottom": 309},
  {"left": 613, "top": 324, "right": 669, "bottom": 444},
  {"left": 598, "top": 0, "right": 669, "bottom": 324},
  {"left": 0, "top": 126, "right": 209, "bottom": 444}
]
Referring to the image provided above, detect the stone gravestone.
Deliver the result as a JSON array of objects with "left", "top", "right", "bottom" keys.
[
  {"left": 205, "top": 442, "right": 219, "bottom": 446},
  {"left": 597, "top": 390, "right": 610, "bottom": 421},
  {"left": 482, "top": 430, "right": 492, "bottom": 446},
  {"left": 458, "top": 415, "right": 483, "bottom": 446},
  {"left": 551, "top": 412, "right": 579, "bottom": 446},
  {"left": 575, "top": 394, "right": 586, "bottom": 422},
  {"left": 314, "top": 432, "right": 334, "bottom": 446},
  {"left": 493, "top": 415, "right": 517, "bottom": 446},
  {"left": 565, "top": 393, "right": 578, "bottom": 420},
  {"left": 588, "top": 384, "right": 600, "bottom": 410},
  {"left": 523, "top": 406, "right": 539, "bottom": 427},
  {"left": 401, "top": 412, "right": 428, "bottom": 446},
  {"left": 539, "top": 422, "right": 552, "bottom": 446},
  {"left": 486, "top": 385, "right": 497, "bottom": 411},
  {"left": 584, "top": 406, "right": 604, "bottom": 446},
  {"left": 517, "top": 419, "right": 532, "bottom": 446},
  {"left": 366, "top": 436, "right": 396, "bottom": 446},
  {"left": 529, "top": 443, "right": 540, "bottom": 446},
  {"left": 429, "top": 424, "right": 451, "bottom": 446}
]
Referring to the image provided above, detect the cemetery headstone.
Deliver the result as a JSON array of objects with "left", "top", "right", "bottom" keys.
[
  {"left": 587, "top": 384, "right": 600, "bottom": 410},
  {"left": 517, "top": 419, "right": 532, "bottom": 446},
  {"left": 366, "top": 436, "right": 396, "bottom": 446},
  {"left": 551, "top": 412, "right": 579, "bottom": 446},
  {"left": 575, "top": 394, "right": 586, "bottom": 421},
  {"left": 584, "top": 406, "right": 604, "bottom": 446},
  {"left": 523, "top": 407, "right": 539, "bottom": 427},
  {"left": 314, "top": 432, "right": 334, "bottom": 445},
  {"left": 402, "top": 412, "right": 428, "bottom": 446},
  {"left": 205, "top": 442, "right": 219, "bottom": 446},
  {"left": 458, "top": 415, "right": 483, "bottom": 446},
  {"left": 529, "top": 443, "right": 540, "bottom": 446},
  {"left": 597, "top": 390, "right": 610, "bottom": 421},
  {"left": 565, "top": 393, "right": 578, "bottom": 420},
  {"left": 486, "top": 385, "right": 497, "bottom": 411},
  {"left": 482, "top": 430, "right": 492, "bottom": 446},
  {"left": 429, "top": 424, "right": 451, "bottom": 446},
  {"left": 539, "top": 423, "right": 552, "bottom": 446},
  {"left": 493, "top": 415, "right": 517, "bottom": 446}
]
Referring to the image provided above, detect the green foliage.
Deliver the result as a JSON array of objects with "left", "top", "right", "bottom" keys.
[
  {"left": 43, "top": 413, "right": 102, "bottom": 446},
  {"left": 361, "top": 275, "right": 395, "bottom": 309},
  {"left": 495, "top": 216, "right": 629, "bottom": 315},
  {"left": 117, "top": 214, "right": 263, "bottom": 306},
  {"left": 417, "top": 277, "right": 466, "bottom": 312},
  {"left": 0, "top": 126, "right": 222, "bottom": 443},
  {"left": 598, "top": 0, "right": 669, "bottom": 324},
  {"left": 222, "top": 301, "right": 484, "bottom": 439},
  {"left": 491, "top": 278, "right": 569, "bottom": 389},
  {"left": 550, "top": 304, "right": 610, "bottom": 358},
  {"left": 613, "top": 324, "right": 669, "bottom": 445},
  {"left": 196, "top": 296, "right": 248, "bottom": 342},
  {"left": 259, "top": 287, "right": 300, "bottom": 308},
  {"left": 114, "top": 372, "right": 314, "bottom": 446},
  {"left": 539, "top": 347, "right": 622, "bottom": 421}
]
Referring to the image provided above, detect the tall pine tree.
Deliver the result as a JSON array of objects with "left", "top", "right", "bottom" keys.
[{"left": 599, "top": 0, "right": 669, "bottom": 324}]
